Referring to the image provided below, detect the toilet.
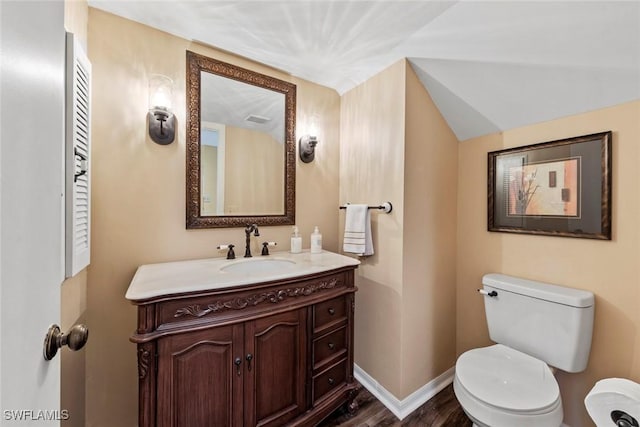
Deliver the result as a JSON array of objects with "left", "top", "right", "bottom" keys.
[{"left": 453, "top": 273, "right": 595, "bottom": 427}]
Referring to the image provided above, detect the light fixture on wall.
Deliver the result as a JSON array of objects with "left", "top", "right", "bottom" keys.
[
  {"left": 148, "top": 74, "right": 175, "bottom": 145},
  {"left": 299, "top": 135, "right": 318, "bottom": 163}
]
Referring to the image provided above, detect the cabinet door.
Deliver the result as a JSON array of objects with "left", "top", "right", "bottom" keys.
[
  {"left": 244, "top": 309, "right": 307, "bottom": 427},
  {"left": 157, "top": 325, "right": 244, "bottom": 427}
]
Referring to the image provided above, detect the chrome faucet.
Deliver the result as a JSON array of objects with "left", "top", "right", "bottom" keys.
[{"left": 244, "top": 224, "right": 260, "bottom": 258}]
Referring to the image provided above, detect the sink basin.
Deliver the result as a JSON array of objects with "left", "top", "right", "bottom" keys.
[{"left": 221, "top": 258, "right": 297, "bottom": 274}]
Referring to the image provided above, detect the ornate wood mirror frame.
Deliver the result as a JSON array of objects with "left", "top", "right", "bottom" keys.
[{"left": 186, "top": 50, "right": 296, "bottom": 228}]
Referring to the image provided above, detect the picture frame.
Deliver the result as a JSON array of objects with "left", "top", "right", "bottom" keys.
[{"left": 488, "top": 131, "right": 612, "bottom": 240}]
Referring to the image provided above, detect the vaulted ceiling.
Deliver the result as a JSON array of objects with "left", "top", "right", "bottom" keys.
[{"left": 89, "top": 1, "right": 640, "bottom": 141}]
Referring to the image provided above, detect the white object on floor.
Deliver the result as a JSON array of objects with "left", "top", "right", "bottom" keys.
[{"left": 585, "top": 378, "right": 640, "bottom": 427}]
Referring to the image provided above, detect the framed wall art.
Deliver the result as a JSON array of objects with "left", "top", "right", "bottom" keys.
[{"left": 488, "top": 131, "right": 612, "bottom": 240}]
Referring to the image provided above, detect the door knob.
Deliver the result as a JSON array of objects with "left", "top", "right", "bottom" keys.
[{"left": 43, "top": 324, "right": 89, "bottom": 361}]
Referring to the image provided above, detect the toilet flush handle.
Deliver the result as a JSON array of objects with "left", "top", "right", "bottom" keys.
[{"left": 477, "top": 289, "right": 498, "bottom": 297}]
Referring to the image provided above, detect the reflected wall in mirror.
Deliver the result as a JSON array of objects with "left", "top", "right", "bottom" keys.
[{"left": 186, "top": 51, "right": 296, "bottom": 228}]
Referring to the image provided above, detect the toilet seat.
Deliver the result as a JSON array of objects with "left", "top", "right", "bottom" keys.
[{"left": 454, "top": 344, "right": 563, "bottom": 427}]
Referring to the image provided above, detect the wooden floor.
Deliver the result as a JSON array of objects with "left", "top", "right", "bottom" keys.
[{"left": 318, "top": 383, "right": 472, "bottom": 427}]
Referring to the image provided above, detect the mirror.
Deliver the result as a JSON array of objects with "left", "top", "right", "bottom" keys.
[{"left": 186, "top": 51, "right": 296, "bottom": 228}]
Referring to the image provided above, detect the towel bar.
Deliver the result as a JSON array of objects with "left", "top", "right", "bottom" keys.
[{"left": 339, "top": 202, "right": 392, "bottom": 214}]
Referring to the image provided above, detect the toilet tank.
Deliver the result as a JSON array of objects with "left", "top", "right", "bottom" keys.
[{"left": 482, "top": 273, "right": 594, "bottom": 373}]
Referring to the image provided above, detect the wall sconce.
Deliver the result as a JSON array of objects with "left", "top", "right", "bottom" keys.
[
  {"left": 299, "top": 135, "right": 318, "bottom": 163},
  {"left": 148, "top": 74, "right": 175, "bottom": 145}
]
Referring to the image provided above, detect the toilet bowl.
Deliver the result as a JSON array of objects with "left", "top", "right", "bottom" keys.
[
  {"left": 454, "top": 344, "right": 563, "bottom": 427},
  {"left": 454, "top": 274, "right": 595, "bottom": 427}
]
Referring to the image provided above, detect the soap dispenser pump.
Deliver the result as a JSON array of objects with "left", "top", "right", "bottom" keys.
[
  {"left": 310, "top": 226, "right": 322, "bottom": 254},
  {"left": 290, "top": 226, "right": 302, "bottom": 254}
]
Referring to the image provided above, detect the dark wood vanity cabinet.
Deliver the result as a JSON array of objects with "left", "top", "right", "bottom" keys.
[
  {"left": 156, "top": 310, "right": 306, "bottom": 427},
  {"left": 156, "top": 324, "right": 243, "bottom": 426},
  {"left": 130, "top": 266, "right": 359, "bottom": 427}
]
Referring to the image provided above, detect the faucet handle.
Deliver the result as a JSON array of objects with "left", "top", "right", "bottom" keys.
[
  {"left": 261, "top": 241, "right": 277, "bottom": 256},
  {"left": 217, "top": 244, "right": 236, "bottom": 259}
]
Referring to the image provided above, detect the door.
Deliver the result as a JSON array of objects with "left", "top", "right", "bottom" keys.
[
  {"left": 156, "top": 325, "right": 244, "bottom": 427},
  {"left": 1, "top": 0, "right": 66, "bottom": 423},
  {"left": 245, "top": 310, "right": 307, "bottom": 427}
]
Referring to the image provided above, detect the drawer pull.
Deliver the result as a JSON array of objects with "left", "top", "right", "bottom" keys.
[
  {"left": 328, "top": 307, "right": 335, "bottom": 315},
  {"left": 328, "top": 377, "right": 335, "bottom": 386},
  {"left": 234, "top": 357, "right": 242, "bottom": 376},
  {"left": 328, "top": 342, "right": 335, "bottom": 350},
  {"left": 246, "top": 353, "right": 253, "bottom": 371}
]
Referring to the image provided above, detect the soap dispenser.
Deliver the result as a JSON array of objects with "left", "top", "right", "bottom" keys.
[
  {"left": 310, "top": 226, "right": 322, "bottom": 254},
  {"left": 290, "top": 226, "right": 302, "bottom": 254}
]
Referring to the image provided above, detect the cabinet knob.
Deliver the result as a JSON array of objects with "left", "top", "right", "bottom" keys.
[
  {"left": 328, "top": 342, "right": 335, "bottom": 350},
  {"left": 328, "top": 307, "right": 335, "bottom": 315},
  {"left": 328, "top": 377, "right": 335, "bottom": 386}
]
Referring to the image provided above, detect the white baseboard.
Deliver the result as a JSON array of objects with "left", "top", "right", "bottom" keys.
[{"left": 353, "top": 364, "right": 455, "bottom": 420}]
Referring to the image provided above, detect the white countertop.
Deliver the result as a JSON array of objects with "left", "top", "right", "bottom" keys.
[{"left": 126, "top": 250, "right": 360, "bottom": 301}]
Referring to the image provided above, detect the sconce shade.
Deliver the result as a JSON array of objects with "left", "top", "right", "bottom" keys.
[
  {"left": 148, "top": 74, "right": 175, "bottom": 145},
  {"left": 299, "top": 135, "right": 318, "bottom": 163},
  {"left": 149, "top": 74, "right": 172, "bottom": 109}
]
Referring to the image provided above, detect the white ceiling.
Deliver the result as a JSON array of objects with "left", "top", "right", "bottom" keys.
[{"left": 89, "top": 1, "right": 640, "bottom": 141}]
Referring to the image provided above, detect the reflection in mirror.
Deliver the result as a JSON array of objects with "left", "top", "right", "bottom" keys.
[
  {"left": 186, "top": 51, "right": 296, "bottom": 228},
  {"left": 200, "top": 73, "right": 284, "bottom": 216}
]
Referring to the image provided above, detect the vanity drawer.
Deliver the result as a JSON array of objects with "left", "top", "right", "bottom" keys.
[
  {"left": 313, "top": 326, "right": 347, "bottom": 369},
  {"left": 313, "top": 296, "right": 347, "bottom": 333},
  {"left": 312, "top": 358, "right": 347, "bottom": 404}
]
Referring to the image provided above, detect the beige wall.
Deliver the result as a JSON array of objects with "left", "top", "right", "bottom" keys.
[
  {"left": 340, "top": 60, "right": 458, "bottom": 399},
  {"left": 341, "top": 60, "right": 406, "bottom": 397},
  {"left": 456, "top": 100, "right": 640, "bottom": 426},
  {"left": 65, "top": 0, "right": 87, "bottom": 50},
  {"left": 87, "top": 8, "right": 341, "bottom": 426},
  {"left": 62, "top": 1, "right": 88, "bottom": 426},
  {"left": 401, "top": 64, "right": 458, "bottom": 396}
]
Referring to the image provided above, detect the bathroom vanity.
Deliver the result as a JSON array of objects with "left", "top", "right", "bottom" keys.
[{"left": 127, "top": 251, "right": 360, "bottom": 427}]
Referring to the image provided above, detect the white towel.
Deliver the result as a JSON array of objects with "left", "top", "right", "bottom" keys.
[{"left": 343, "top": 204, "right": 374, "bottom": 256}]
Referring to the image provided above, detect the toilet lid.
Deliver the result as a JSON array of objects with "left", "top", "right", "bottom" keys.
[{"left": 456, "top": 344, "right": 560, "bottom": 413}]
